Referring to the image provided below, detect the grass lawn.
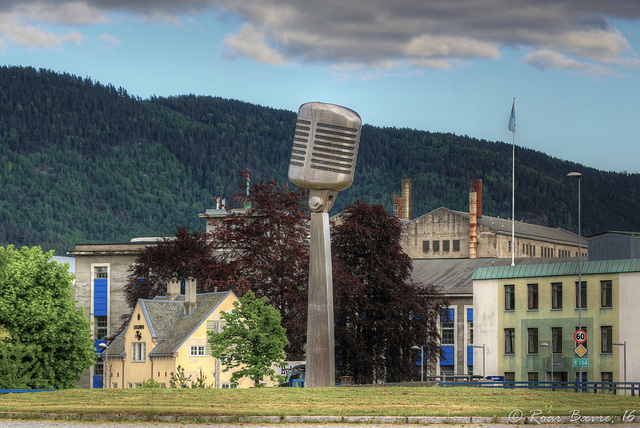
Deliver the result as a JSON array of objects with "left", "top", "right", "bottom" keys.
[{"left": 0, "top": 387, "right": 638, "bottom": 419}]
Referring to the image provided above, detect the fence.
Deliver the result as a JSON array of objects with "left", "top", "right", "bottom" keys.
[{"left": 438, "top": 380, "right": 640, "bottom": 395}]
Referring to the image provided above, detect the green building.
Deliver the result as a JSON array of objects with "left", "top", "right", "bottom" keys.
[{"left": 472, "top": 259, "right": 640, "bottom": 384}]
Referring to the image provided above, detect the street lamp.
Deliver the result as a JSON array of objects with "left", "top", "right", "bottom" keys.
[
  {"left": 472, "top": 344, "right": 485, "bottom": 379},
  {"left": 567, "top": 171, "right": 583, "bottom": 385},
  {"left": 98, "top": 343, "right": 108, "bottom": 389},
  {"left": 411, "top": 346, "right": 424, "bottom": 382},
  {"left": 614, "top": 341, "right": 627, "bottom": 385},
  {"left": 541, "top": 342, "right": 553, "bottom": 387}
]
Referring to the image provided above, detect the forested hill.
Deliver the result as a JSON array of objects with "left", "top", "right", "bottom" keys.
[{"left": 1, "top": 66, "right": 639, "bottom": 255}]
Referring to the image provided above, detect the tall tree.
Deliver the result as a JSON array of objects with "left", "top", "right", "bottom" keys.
[
  {"left": 123, "top": 226, "right": 222, "bottom": 310},
  {"left": 209, "top": 171, "right": 310, "bottom": 359},
  {"left": 332, "top": 201, "right": 449, "bottom": 384},
  {"left": 208, "top": 290, "right": 288, "bottom": 387},
  {"left": 0, "top": 246, "right": 95, "bottom": 389}
]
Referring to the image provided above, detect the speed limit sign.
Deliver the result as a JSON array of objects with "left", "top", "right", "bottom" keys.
[{"left": 574, "top": 330, "right": 587, "bottom": 343}]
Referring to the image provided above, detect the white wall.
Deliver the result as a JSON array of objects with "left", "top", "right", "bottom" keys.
[{"left": 472, "top": 279, "right": 500, "bottom": 377}]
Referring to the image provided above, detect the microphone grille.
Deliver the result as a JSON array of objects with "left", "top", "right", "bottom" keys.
[{"left": 292, "top": 119, "right": 358, "bottom": 175}]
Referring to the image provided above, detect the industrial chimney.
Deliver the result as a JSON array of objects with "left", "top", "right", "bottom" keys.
[
  {"left": 469, "top": 179, "right": 482, "bottom": 259},
  {"left": 401, "top": 178, "right": 411, "bottom": 221}
]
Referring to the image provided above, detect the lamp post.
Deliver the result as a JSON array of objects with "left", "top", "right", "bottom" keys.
[
  {"left": 614, "top": 341, "right": 627, "bottom": 385},
  {"left": 541, "top": 341, "right": 553, "bottom": 387},
  {"left": 472, "top": 344, "right": 485, "bottom": 379},
  {"left": 98, "top": 342, "right": 108, "bottom": 389},
  {"left": 411, "top": 345, "right": 424, "bottom": 382},
  {"left": 567, "top": 171, "right": 583, "bottom": 385}
]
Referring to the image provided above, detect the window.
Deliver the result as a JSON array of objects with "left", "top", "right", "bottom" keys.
[
  {"left": 222, "top": 383, "right": 237, "bottom": 389},
  {"left": 575, "top": 281, "right": 587, "bottom": 309},
  {"left": 95, "top": 316, "right": 107, "bottom": 340},
  {"left": 132, "top": 342, "right": 146, "bottom": 362},
  {"left": 422, "top": 241, "right": 430, "bottom": 253},
  {"left": 453, "top": 240, "right": 460, "bottom": 252},
  {"left": 95, "top": 266, "right": 108, "bottom": 279},
  {"left": 504, "top": 328, "right": 515, "bottom": 354},
  {"left": 528, "top": 284, "right": 539, "bottom": 310},
  {"left": 528, "top": 372, "right": 539, "bottom": 386},
  {"left": 504, "top": 285, "right": 515, "bottom": 311},
  {"left": 527, "top": 328, "right": 539, "bottom": 354},
  {"left": 551, "top": 327, "right": 562, "bottom": 354},
  {"left": 467, "top": 321, "right": 473, "bottom": 346},
  {"left": 600, "top": 280, "right": 612, "bottom": 308},
  {"left": 443, "top": 240, "right": 450, "bottom": 252},
  {"left": 190, "top": 345, "right": 205, "bottom": 357},
  {"left": 504, "top": 372, "right": 515, "bottom": 382},
  {"left": 551, "top": 283, "right": 563, "bottom": 309},
  {"left": 601, "top": 326, "right": 613, "bottom": 353},
  {"left": 601, "top": 372, "right": 613, "bottom": 383},
  {"left": 95, "top": 360, "right": 104, "bottom": 376},
  {"left": 433, "top": 240, "right": 440, "bottom": 252},
  {"left": 508, "top": 240, "right": 511, "bottom": 253},
  {"left": 441, "top": 321, "right": 454, "bottom": 345}
]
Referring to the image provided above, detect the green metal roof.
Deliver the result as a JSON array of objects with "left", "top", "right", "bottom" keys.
[{"left": 472, "top": 259, "right": 640, "bottom": 280}]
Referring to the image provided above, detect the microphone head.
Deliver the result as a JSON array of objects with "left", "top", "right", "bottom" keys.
[{"left": 288, "top": 102, "right": 361, "bottom": 191}]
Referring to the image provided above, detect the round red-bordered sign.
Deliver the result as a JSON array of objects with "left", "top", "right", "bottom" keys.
[{"left": 574, "top": 330, "right": 587, "bottom": 343}]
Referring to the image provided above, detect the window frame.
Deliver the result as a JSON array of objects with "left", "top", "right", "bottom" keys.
[
  {"left": 527, "top": 327, "right": 539, "bottom": 354},
  {"left": 600, "top": 280, "right": 612, "bottom": 308},
  {"left": 527, "top": 283, "right": 539, "bottom": 310},
  {"left": 551, "top": 282, "right": 563, "bottom": 310},
  {"left": 422, "top": 240, "right": 430, "bottom": 253},
  {"left": 551, "top": 327, "right": 563, "bottom": 354},
  {"left": 504, "top": 284, "right": 515, "bottom": 311},
  {"left": 575, "top": 281, "right": 587, "bottom": 309},
  {"left": 132, "top": 342, "right": 146, "bottom": 363},
  {"left": 600, "top": 325, "right": 613, "bottom": 354},
  {"left": 504, "top": 328, "right": 515, "bottom": 355},
  {"left": 452, "top": 239, "right": 460, "bottom": 252},
  {"left": 433, "top": 240, "right": 440, "bottom": 252},
  {"left": 190, "top": 345, "right": 206, "bottom": 357},
  {"left": 442, "top": 240, "right": 450, "bottom": 252}
]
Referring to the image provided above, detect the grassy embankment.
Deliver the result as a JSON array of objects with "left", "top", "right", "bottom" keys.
[{"left": 0, "top": 387, "right": 638, "bottom": 419}]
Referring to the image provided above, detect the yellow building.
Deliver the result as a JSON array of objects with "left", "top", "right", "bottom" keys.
[{"left": 103, "top": 279, "right": 258, "bottom": 388}]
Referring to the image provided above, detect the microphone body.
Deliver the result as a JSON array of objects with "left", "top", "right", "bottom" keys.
[{"left": 288, "top": 102, "right": 362, "bottom": 191}]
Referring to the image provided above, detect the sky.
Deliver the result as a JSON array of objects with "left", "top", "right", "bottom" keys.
[{"left": 1, "top": 0, "right": 640, "bottom": 174}]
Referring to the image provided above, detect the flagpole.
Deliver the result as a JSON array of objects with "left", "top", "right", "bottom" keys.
[{"left": 509, "top": 98, "right": 516, "bottom": 266}]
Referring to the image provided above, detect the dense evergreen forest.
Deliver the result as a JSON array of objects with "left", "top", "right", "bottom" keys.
[{"left": 1, "top": 66, "right": 639, "bottom": 255}]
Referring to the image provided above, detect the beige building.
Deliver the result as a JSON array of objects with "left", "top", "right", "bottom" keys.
[
  {"left": 69, "top": 239, "right": 161, "bottom": 388},
  {"left": 400, "top": 179, "right": 586, "bottom": 260}
]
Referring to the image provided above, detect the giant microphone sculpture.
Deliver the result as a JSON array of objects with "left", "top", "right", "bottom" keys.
[{"left": 288, "top": 102, "right": 362, "bottom": 387}]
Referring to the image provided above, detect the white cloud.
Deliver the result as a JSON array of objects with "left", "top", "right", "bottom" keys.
[
  {"left": 523, "top": 50, "right": 623, "bottom": 77},
  {"left": 222, "top": 23, "right": 289, "bottom": 65},
  {"left": 98, "top": 33, "right": 121, "bottom": 46}
]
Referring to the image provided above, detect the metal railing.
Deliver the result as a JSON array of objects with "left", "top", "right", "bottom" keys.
[{"left": 438, "top": 380, "right": 640, "bottom": 395}]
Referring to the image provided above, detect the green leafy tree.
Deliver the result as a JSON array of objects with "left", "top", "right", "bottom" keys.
[
  {"left": 208, "top": 290, "right": 287, "bottom": 387},
  {"left": 0, "top": 246, "right": 95, "bottom": 389}
]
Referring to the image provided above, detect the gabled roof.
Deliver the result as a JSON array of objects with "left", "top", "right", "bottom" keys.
[
  {"left": 106, "top": 291, "right": 235, "bottom": 358},
  {"left": 409, "top": 206, "right": 583, "bottom": 246},
  {"left": 412, "top": 257, "right": 578, "bottom": 295},
  {"left": 149, "top": 291, "right": 233, "bottom": 357}
]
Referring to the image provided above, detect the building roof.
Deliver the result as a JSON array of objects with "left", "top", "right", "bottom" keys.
[
  {"left": 106, "top": 291, "right": 235, "bottom": 358},
  {"left": 412, "top": 257, "right": 578, "bottom": 295},
  {"left": 449, "top": 208, "right": 584, "bottom": 246},
  {"left": 471, "top": 258, "right": 640, "bottom": 281}
]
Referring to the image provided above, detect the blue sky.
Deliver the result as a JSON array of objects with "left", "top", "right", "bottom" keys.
[{"left": 2, "top": 1, "right": 640, "bottom": 173}]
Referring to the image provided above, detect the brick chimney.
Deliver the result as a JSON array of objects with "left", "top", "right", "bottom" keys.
[
  {"left": 184, "top": 277, "right": 197, "bottom": 316},
  {"left": 168, "top": 277, "right": 180, "bottom": 300},
  {"left": 469, "top": 179, "right": 482, "bottom": 259}
]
